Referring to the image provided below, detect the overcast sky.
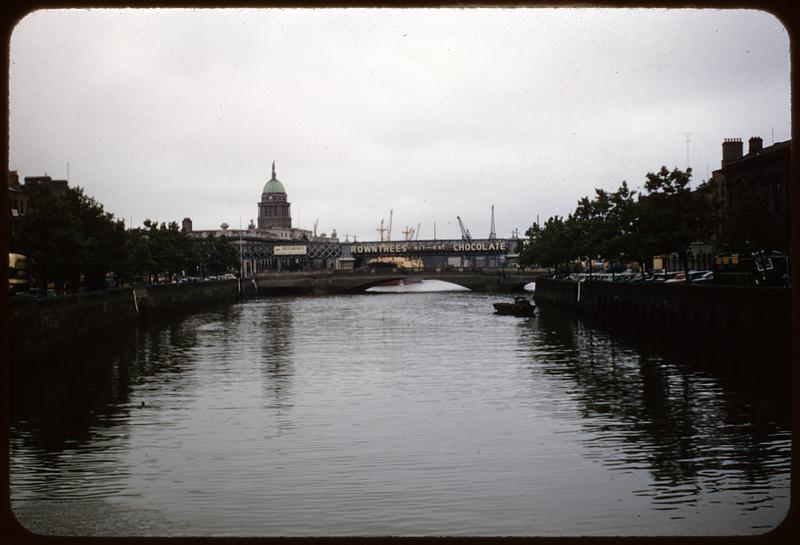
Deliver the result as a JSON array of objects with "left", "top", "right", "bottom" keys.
[{"left": 9, "top": 7, "right": 791, "bottom": 242}]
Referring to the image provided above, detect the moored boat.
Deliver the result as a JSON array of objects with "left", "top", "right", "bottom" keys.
[{"left": 493, "top": 296, "right": 536, "bottom": 316}]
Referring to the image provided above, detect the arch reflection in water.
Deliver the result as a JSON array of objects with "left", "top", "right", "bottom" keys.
[{"left": 366, "top": 279, "right": 470, "bottom": 293}]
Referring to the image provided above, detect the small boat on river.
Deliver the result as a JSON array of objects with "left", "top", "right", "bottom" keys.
[{"left": 493, "top": 296, "right": 536, "bottom": 317}]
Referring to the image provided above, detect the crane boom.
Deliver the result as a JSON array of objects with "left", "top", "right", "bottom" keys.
[
  {"left": 387, "top": 209, "right": 393, "bottom": 241},
  {"left": 457, "top": 216, "right": 472, "bottom": 240},
  {"left": 376, "top": 218, "right": 387, "bottom": 242}
]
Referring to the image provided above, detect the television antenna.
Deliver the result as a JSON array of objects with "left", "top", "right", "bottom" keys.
[{"left": 678, "top": 131, "right": 698, "bottom": 170}]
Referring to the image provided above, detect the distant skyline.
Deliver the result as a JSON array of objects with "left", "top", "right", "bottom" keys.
[{"left": 8, "top": 7, "right": 792, "bottom": 241}]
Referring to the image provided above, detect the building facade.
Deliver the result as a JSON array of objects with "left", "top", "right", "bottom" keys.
[
  {"left": 184, "top": 163, "right": 338, "bottom": 275},
  {"left": 711, "top": 136, "right": 791, "bottom": 254},
  {"left": 8, "top": 171, "right": 28, "bottom": 217},
  {"left": 8, "top": 171, "right": 28, "bottom": 245},
  {"left": 8, "top": 172, "right": 70, "bottom": 249},
  {"left": 258, "top": 162, "right": 292, "bottom": 230}
]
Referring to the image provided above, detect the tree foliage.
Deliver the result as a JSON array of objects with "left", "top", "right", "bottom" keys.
[
  {"left": 190, "top": 233, "right": 240, "bottom": 277},
  {"left": 520, "top": 167, "right": 714, "bottom": 274},
  {"left": 17, "top": 185, "right": 126, "bottom": 291},
  {"left": 15, "top": 186, "right": 240, "bottom": 292},
  {"left": 522, "top": 216, "right": 579, "bottom": 271}
]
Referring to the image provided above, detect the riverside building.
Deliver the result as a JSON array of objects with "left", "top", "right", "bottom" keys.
[
  {"left": 711, "top": 136, "right": 791, "bottom": 255},
  {"left": 185, "top": 163, "right": 339, "bottom": 275}
]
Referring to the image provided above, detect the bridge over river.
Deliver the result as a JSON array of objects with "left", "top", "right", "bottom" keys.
[
  {"left": 233, "top": 237, "right": 521, "bottom": 276},
  {"left": 253, "top": 269, "right": 539, "bottom": 294}
]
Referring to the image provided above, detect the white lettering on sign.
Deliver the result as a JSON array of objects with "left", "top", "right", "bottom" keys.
[
  {"left": 452, "top": 241, "right": 507, "bottom": 252},
  {"left": 273, "top": 245, "right": 307, "bottom": 256},
  {"left": 349, "top": 240, "right": 508, "bottom": 254}
]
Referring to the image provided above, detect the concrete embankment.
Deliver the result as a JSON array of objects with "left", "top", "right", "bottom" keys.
[
  {"left": 534, "top": 277, "right": 792, "bottom": 337},
  {"left": 8, "top": 279, "right": 257, "bottom": 361}
]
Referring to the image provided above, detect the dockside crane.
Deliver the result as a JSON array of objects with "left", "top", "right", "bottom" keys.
[
  {"left": 377, "top": 219, "right": 387, "bottom": 242},
  {"left": 489, "top": 205, "right": 496, "bottom": 240},
  {"left": 376, "top": 209, "right": 394, "bottom": 242},
  {"left": 457, "top": 216, "right": 472, "bottom": 240},
  {"left": 401, "top": 222, "right": 422, "bottom": 241}
]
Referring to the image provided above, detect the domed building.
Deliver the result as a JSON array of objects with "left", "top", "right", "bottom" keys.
[{"left": 258, "top": 161, "right": 292, "bottom": 230}]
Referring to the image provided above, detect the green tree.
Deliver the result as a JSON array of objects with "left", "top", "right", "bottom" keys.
[
  {"left": 146, "top": 220, "right": 192, "bottom": 277},
  {"left": 570, "top": 188, "right": 621, "bottom": 271},
  {"left": 520, "top": 215, "right": 580, "bottom": 273},
  {"left": 183, "top": 233, "right": 239, "bottom": 277},
  {"left": 638, "top": 166, "right": 713, "bottom": 273},
  {"left": 520, "top": 168, "right": 713, "bottom": 277},
  {"left": 16, "top": 185, "right": 80, "bottom": 291},
  {"left": 121, "top": 227, "right": 155, "bottom": 282},
  {"left": 67, "top": 188, "right": 127, "bottom": 290},
  {"left": 16, "top": 185, "right": 126, "bottom": 292},
  {"left": 604, "top": 181, "right": 653, "bottom": 276},
  {"left": 205, "top": 234, "right": 240, "bottom": 275}
]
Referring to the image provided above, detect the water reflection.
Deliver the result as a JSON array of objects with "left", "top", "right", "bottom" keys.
[
  {"left": 257, "top": 298, "right": 295, "bottom": 417},
  {"left": 9, "top": 293, "right": 790, "bottom": 536},
  {"left": 12, "top": 325, "right": 149, "bottom": 503},
  {"left": 366, "top": 279, "right": 470, "bottom": 293},
  {"left": 523, "top": 306, "right": 790, "bottom": 519}
]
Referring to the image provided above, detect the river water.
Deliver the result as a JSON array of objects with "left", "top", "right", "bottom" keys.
[{"left": 9, "top": 288, "right": 791, "bottom": 536}]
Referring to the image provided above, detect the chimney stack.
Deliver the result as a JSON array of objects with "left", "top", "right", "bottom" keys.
[
  {"left": 721, "top": 138, "right": 743, "bottom": 166},
  {"left": 748, "top": 136, "right": 763, "bottom": 154}
]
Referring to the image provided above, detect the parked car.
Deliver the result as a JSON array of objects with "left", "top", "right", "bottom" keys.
[
  {"left": 687, "top": 270, "right": 714, "bottom": 284},
  {"left": 664, "top": 272, "right": 686, "bottom": 283}
]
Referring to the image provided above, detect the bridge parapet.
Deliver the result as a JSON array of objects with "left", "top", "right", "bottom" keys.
[{"left": 254, "top": 269, "right": 539, "bottom": 294}]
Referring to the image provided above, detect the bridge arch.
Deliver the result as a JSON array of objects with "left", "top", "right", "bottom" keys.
[{"left": 253, "top": 270, "right": 538, "bottom": 295}]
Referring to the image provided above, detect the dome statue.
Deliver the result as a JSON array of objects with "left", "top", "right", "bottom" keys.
[{"left": 262, "top": 161, "right": 286, "bottom": 194}]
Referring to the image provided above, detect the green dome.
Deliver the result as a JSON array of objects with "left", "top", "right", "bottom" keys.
[
  {"left": 262, "top": 177, "right": 286, "bottom": 194},
  {"left": 262, "top": 162, "right": 286, "bottom": 194}
]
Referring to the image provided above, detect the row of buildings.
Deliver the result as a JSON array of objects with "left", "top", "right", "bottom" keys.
[{"left": 8, "top": 135, "right": 793, "bottom": 277}]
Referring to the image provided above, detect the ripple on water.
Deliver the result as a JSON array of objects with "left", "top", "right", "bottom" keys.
[{"left": 9, "top": 292, "right": 791, "bottom": 536}]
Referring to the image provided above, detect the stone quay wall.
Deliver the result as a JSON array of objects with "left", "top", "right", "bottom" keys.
[
  {"left": 8, "top": 279, "right": 256, "bottom": 360},
  {"left": 534, "top": 277, "right": 792, "bottom": 336}
]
